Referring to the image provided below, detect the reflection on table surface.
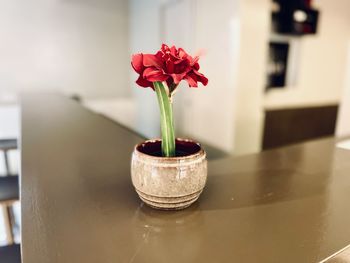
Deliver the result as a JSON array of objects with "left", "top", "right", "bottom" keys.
[{"left": 337, "top": 139, "right": 350, "bottom": 151}]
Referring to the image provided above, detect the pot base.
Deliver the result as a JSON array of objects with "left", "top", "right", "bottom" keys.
[{"left": 136, "top": 189, "right": 202, "bottom": 210}]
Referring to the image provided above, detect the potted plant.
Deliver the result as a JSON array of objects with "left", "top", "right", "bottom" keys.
[{"left": 131, "top": 44, "right": 208, "bottom": 210}]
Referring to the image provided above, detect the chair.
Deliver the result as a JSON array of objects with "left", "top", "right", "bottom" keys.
[
  {"left": 0, "top": 176, "right": 19, "bottom": 245},
  {"left": 0, "top": 138, "right": 21, "bottom": 262},
  {"left": 0, "top": 139, "right": 17, "bottom": 176},
  {"left": 0, "top": 244, "right": 21, "bottom": 263},
  {"left": 0, "top": 175, "right": 21, "bottom": 262}
]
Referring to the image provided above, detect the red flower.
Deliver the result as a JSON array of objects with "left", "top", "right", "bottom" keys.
[{"left": 131, "top": 44, "right": 208, "bottom": 91}]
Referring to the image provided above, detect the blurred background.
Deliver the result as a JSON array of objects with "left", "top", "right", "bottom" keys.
[
  {"left": 1, "top": 0, "right": 350, "bottom": 154},
  {"left": 0, "top": 0, "right": 350, "bottom": 250}
]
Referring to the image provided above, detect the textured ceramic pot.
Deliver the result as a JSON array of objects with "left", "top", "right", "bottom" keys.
[{"left": 131, "top": 138, "right": 207, "bottom": 210}]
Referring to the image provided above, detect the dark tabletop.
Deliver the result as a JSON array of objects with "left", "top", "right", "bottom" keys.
[{"left": 21, "top": 94, "right": 350, "bottom": 263}]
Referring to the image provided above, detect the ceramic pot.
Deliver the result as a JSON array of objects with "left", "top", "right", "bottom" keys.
[{"left": 131, "top": 138, "right": 207, "bottom": 210}]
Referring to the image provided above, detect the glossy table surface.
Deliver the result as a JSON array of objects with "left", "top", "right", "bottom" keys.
[{"left": 21, "top": 94, "right": 350, "bottom": 263}]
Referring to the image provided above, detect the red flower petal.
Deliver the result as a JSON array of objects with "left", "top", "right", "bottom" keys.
[
  {"left": 136, "top": 75, "right": 153, "bottom": 88},
  {"left": 170, "top": 72, "right": 187, "bottom": 85},
  {"left": 178, "top": 48, "right": 188, "bottom": 59},
  {"left": 143, "top": 67, "right": 169, "bottom": 82},
  {"left": 132, "top": 44, "right": 208, "bottom": 90},
  {"left": 184, "top": 72, "right": 198, "bottom": 87},
  {"left": 143, "top": 54, "right": 163, "bottom": 69},
  {"left": 170, "top": 46, "right": 177, "bottom": 56},
  {"left": 173, "top": 59, "right": 191, "bottom": 73},
  {"left": 166, "top": 60, "right": 175, "bottom": 73},
  {"left": 173, "top": 59, "right": 183, "bottom": 65},
  {"left": 193, "top": 62, "right": 200, "bottom": 71},
  {"left": 162, "top": 44, "right": 170, "bottom": 53},
  {"left": 131, "top": 53, "right": 143, "bottom": 74},
  {"left": 193, "top": 70, "right": 208, "bottom": 86},
  {"left": 191, "top": 56, "right": 200, "bottom": 66}
]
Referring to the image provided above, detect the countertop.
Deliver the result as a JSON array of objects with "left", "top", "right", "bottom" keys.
[{"left": 21, "top": 94, "right": 350, "bottom": 263}]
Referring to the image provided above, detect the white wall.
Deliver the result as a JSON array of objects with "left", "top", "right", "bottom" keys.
[
  {"left": 0, "top": 105, "right": 19, "bottom": 139},
  {"left": 129, "top": 0, "right": 163, "bottom": 138},
  {"left": 232, "top": 0, "right": 270, "bottom": 155},
  {"left": 336, "top": 41, "right": 350, "bottom": 137},
  {"left": 183, "top": 0, "right": 240, "bottom": 153},
  {"left": 0, "top": 0, "right": 130, "bottom": 99},
  {"left": 264, "top": 0, "right": 350, "bottom": 109}
]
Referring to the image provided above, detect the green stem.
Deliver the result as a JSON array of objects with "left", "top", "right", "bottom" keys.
[{"left": 154, "top": 81, "right": 175, "bottom": 157}]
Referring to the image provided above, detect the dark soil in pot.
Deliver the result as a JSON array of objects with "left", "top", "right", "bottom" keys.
[{"left": 137, "top": 139, "right": 201, "bottom": 157}]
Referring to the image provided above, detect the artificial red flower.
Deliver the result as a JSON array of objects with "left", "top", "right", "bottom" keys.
[{"left": 131, "top": 44, "right": 208, "bottom": 91}]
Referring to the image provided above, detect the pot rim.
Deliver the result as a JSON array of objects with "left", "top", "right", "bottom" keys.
[{"left": 134, "top": 138, "right": 205, "bottom": 161}]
